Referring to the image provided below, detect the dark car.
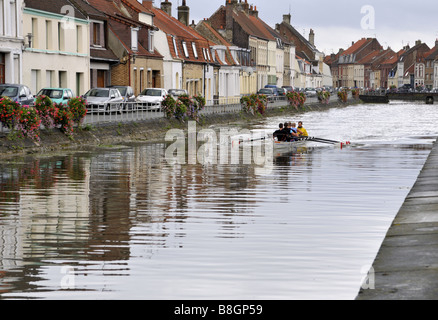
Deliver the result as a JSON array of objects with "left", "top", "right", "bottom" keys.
[
  {"left": 107, "top": 85, "right": 135, "bottom": 111},
  {"left": 398, "top": 84, "right": 413, "bottom": 93},
  {"left": 0, "top": 84, "right": 34, "bottom": 105},
  {"left": 264, "top": 85, "right": 284, "bottom": 96}
]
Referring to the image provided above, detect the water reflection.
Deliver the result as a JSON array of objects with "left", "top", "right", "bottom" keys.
[{"left": 0, "top": 102, "right": 437, "bottom": 299}]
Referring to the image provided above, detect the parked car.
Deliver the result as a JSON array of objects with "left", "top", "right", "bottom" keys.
[
  {"left": 83, "top": 88, "right": 124, "bottom": 114},
  {"left": 257, "top": 88, "right": 275, "bottom": 101},
  {"left": 264, "top": 85, "right": 284, "bottom": 96},
  {"left": 0, "top": 83, "right": 34, "bottom": 105},
  {"left": 35, "top": 88, "right": 74, "bottom": 105},
  {"left": 397, "top": 84, "right": 412, "bottom": 93},
  {"left": 304, "top": 87, "right": 317, "bottom": 97},
  {"left": 107, "top": 85, "right": 135, "bottom": 111},
  {"left": 282, "top": 86, "right": 294, "bottom": 93},
  {"left": 168, "top": 89, "right": 188, "bottom": 98},
  {"left": 136, "top": 88, "right": 168, "bottom": 110}
]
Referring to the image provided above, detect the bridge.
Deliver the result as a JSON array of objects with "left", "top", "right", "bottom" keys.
[{"left": 360, "top": 91, "right": 438, "bottom": 104}]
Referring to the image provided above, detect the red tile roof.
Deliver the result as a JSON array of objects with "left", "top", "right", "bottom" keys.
[
  {"left": 342, "top": 38, "right": 372, "bottom": 56},
  {"left": 150, "top": 6, "right": 212, "bottom": 64}
]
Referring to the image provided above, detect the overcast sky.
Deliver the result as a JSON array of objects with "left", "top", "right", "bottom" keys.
[{"left": 152, "top": 0, "right": 437, "bottom": 55}]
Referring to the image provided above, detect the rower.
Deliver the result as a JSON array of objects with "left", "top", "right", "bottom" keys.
[
  {"left": 289, "top": 122, "right": 300, "bottom": 141},
  {"left": 297, "top": 121, "right": 308, "bottom": 137},
  {"left": 273, "top": 123, "right": 287, "bottom": 141}
]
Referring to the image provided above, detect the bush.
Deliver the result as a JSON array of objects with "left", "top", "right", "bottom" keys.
[
  {"left": 0, "top": 96, "right": 20, "bottom": 130},
  {"left": 286, "top": 91, "right": 306, "bottom": 109},
  {"left": 34, "top": 95, "right": 57, "bottom": 129},
  {"left": 54, "top": 104, "right": 74, "bottom": 138},
  {"left": 337, "top": 90, "right": 348, "bottom": 102},
  {"left": 161, "top": 94, "right": 206, "bottom": 122},
  {"left": 240, "top": 94, "right": 268, "bottom": 115},
  {"left": 317, "top": 90, "right": 331, "bottom": 104},
  {"left": 17, "top": 106, "right": 42, "bottom": 142},
  {"left": 161, "top": 95, "right": 177, "bottom": 119},
  {"left": 68, "top": 96, "right": 87, "bottom": 126}
]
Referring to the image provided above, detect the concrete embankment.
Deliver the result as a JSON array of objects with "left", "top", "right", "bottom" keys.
[
  {"left": 0, "top": 98, "right": 361, "bottom": 159},
  {"left": 357, "top": 138, "right": 438, "bottom": 300}
]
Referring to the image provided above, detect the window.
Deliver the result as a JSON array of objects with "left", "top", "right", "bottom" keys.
[
  {"left": 77, "top": 25, "right": 83, "bottom": 53},
  {"left": 148, "top": 30, "right": 154, "bottom": 53},
  {"left": 92, "top": 22, "right": 102, "bottom": 46},
  {"left": 192, "top": 42, "right": 198, "bottom": 59},
  {"left": 172, "top": 36, "right": 178, "bottom": 57},
  {"left": 131, "top": 27, "right": 139, "bottom": 52},
  {"left": 182, "top": 41, "right": 189, "bottom": 58},
  {"left": 45, "top": 20, "right": 52, "bottom": 50},
  {"left": 58, "top": 22, "right": 65, "bottom": 51},
  {"left": 202, "top": 48, "right": 207, "bottom": 60}
]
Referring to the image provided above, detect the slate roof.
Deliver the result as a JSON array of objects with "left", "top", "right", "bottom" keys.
[{"left": 24, "top": 0, "right": 88, "bottom": 19}]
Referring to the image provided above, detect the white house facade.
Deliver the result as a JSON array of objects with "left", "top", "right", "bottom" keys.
[
  {"left": 0, "top": 0, "right": 24, "bottom": 84},
  {"left": 22, "top": 5, "right": 90, "bottom": 96}
]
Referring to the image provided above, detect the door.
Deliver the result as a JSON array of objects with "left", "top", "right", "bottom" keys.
[
  {"left": 97, "top": 70, "right": 105, "bottom": 88},
  {"left": 0, "top": 53, "right": 5, "bottom": 84}
]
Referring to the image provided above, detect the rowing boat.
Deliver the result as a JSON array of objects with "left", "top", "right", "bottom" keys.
[{"left": 273, "top": 139, "right": 309, "bottom": 151}]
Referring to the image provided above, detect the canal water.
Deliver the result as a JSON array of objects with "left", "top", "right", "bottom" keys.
[{"left": 0, "top": 101, "right": 437, "bottom": 300}]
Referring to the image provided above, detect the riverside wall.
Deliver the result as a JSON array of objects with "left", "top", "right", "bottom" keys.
[
  {"left": 356, "top": 137, "right": 438, "bottom": 300},
  {"left": 0, "top": 98, "right": 362, "bottom": 159}
]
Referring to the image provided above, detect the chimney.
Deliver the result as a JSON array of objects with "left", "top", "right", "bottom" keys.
[
  {"left": 415, "top": 39, "right": 422, "bottom": 46},
  {"left": 142, "top": 0, "right": 153, "bottom": 10},
  {"left": 161, "top": 0, "right": 172, "bottom": 16},
  {"left": 309, "top": 29, "right": 315, "bottom": 46},
  {"left": 249, "top": 5, "right": 258, "bottom": 18},
  {"left": 178, "top": 0, "right": 190, "bottom": 26},
  {"left": 283, "top": 14, "right": 291, "bottom": 25},
  {"left": 242, "top": 0, "right": 249, "bottom": 13}
]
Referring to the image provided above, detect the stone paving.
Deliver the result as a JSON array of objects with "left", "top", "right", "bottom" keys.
[{"left": 357, "top": 138, "right": 438, "bottom": 300}]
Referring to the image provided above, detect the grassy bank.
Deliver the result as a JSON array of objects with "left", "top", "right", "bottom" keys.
[{"left": 0, "top": 98, "right": 362, "bottom": 159}]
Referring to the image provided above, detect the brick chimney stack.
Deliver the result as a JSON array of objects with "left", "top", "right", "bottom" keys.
[
  {"left": 161, "top": 0, "right": 172, "bottom": 16},
  {"left": 178, "top": 0, "right": 190, "bottom": 26},
  {"left": 309, "top": 29, "right": 315, "bottom": 46}
]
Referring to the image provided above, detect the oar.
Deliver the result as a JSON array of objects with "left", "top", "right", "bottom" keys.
[{"left": 310, "top": 137, "right": 341, "bottom": 144}]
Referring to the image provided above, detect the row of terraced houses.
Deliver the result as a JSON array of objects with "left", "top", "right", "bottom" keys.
[
  {"left": 0, "top": 0, "right": 333, "bottom": 105},
  {"left": 325, "top": 37, "right": 438, "bottom": 90}
]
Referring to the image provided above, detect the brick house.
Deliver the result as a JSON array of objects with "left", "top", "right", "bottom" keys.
[
  {"left": 424, "top": 41, "right": 438, "bottom": 90},
  {"left": 208, "top": 0, "right": 277, "bottom": 90},
  {"left": 396, "top": 41, "right": 430, "bottom": 88},
  {"left": 86, "top": 0, "right": 163, "bottom": 95},
  {"left": 70, "top": 0, "right": 119, "bottom": 89},
  {"left": 146, "top": 0, "right": 214, "bottom": 99},
  {"left": 335, "top": 38, "right": 382, "bottom": 88}
]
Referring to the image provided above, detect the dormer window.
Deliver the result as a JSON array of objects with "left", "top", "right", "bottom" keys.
[
  {"left": 131, "top": 27, "right": 139, "bottom": 52},
  {"left": 182, "top": 41, "right": 189, "bottom": 58},
  {"left": 148, "top": 29, "right": 154, "bottom": 53},
  {"left": 172, "top": 36, "right": 179, "bottom": 57},
  {"left": 192, "top": 42, "right": 198, "bottom": 59}
]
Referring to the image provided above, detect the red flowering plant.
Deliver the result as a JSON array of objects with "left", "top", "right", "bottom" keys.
[
  {"left": 0, "top": 96, "right": 20, "bottom": 130},
  {"left": 34, "top": 95, "right": 57, "bottom": 129},
  {"left": 186, "top": 95, "right": 206, "bottom": 122},
  {"left": 240, "top": 94, "right": 268, "bottom": 115},
  {"left": 17, "top": 105, "right": 42, "bottom": 142},
  {"left": 286, "top": 91, "right": 306, "bottom": 110},
  {"left": 68, "top": 96, "right": 87, "bottom": 126},
  {"left": 54, "top": 103, "right": 74, "bottom": 138},
  {"left": 161, "top": 95, "right": 177, "bottom": 119}
]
